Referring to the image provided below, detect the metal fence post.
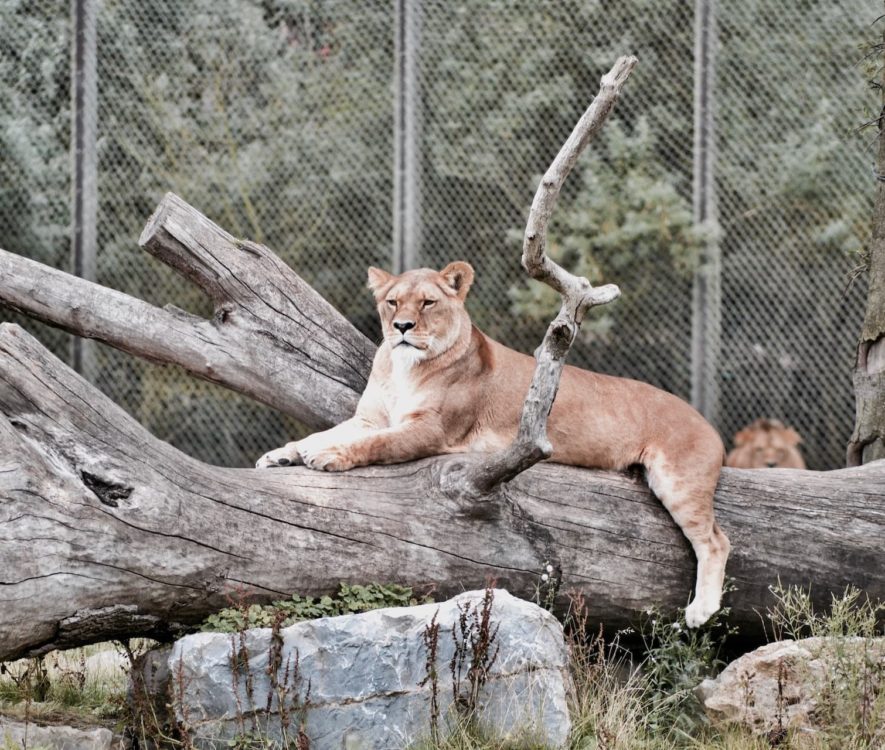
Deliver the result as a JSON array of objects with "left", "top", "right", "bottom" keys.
[
  {"left": 690, "top": 0, "right": 720, "bottom": 424},
  {"left": 71, "top": 0, "right": 98, "bottom": 379},
  {"left": 393, "top": 0, "right": 422, "bottom": 273}
]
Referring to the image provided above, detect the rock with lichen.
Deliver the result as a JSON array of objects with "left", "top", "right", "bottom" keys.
[{"left": 696, "top": 637, "right": 884, "bottom": 739}]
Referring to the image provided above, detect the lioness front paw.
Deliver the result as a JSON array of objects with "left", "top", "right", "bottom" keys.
[
  {"left": 296, "top": 441, "right": 355, "bottom": 472},
  {"left": 255, "top": 443, "right": 304, "bottom": 469}
]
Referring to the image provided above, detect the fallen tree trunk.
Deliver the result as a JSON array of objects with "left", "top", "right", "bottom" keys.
[
  {"left": 0, "top": 320, "right": 883, "bottom": 662},
  {"left": 2, "top": 56, "right": 884, "bottom": 660}
]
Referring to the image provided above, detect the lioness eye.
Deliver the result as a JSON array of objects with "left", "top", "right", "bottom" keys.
[
  {"left": 423, "top": 299, "right": 436, "bottom": 308},
  {"left": 386, "top": 299, "right": 397, "bottom": 308}
]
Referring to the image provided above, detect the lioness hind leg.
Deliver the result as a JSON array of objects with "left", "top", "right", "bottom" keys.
[{"left": 646, "top": 458, "right": 731, "bottom": 628}]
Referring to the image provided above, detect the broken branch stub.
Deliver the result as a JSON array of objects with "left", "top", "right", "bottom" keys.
[{"left": 461, "top": 56, "right": 637, "bottom": 496}]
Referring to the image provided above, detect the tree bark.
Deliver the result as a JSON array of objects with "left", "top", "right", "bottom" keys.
[
  {"left": 847, "top": 31, "right": 885, "bottom": 466},
  {"left": 0, "top": 320, "right": 883, "bottom": 662}
]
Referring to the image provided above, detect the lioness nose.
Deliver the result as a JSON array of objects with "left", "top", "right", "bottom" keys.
[{"left": 393, "top": 320, "right": 415, "bottom": 333}]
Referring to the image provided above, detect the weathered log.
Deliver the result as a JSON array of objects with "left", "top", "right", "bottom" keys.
[
  {"left": 0, "top": 322, "right": 883, "bottom": 662},
  {"left": 0, "top": 193, "right": 374, "bottom": 429}
]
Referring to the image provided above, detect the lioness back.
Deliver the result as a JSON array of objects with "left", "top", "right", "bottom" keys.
[{"left": 469, "top": 332, "right": 724, "bottom": 474}]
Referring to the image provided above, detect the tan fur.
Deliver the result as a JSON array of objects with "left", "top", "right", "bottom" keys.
[
  {"left": 726, "top": 418, "right": 806, "bottom": 469},
  {"left": 257, "top": 262, "right": 731, "bottom": 627}
]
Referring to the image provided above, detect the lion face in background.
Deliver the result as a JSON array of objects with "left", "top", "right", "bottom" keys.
[
  {"left": 366, "top": 261, "right": 474, "bottom": 366},
  {"left": 725, "top": 418, "right": 806, "bottom": 469}
]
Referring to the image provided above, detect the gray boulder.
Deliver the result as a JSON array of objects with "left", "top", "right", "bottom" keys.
[
  {"left": 169, "top": 589, "right": 571, "bottom": 748},
  {"left": 0, "top": 718, "right": 114, "bottom": 750}
]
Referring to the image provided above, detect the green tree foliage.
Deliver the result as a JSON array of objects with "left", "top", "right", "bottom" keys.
[
  {"left": 0, "top": 0, "right": 70, "bottom": 268},
  {"left": 94, "top": 0, "right": 393, "bottom": 318},
  {"left": 712, "top": 2, "right": 870, "bottom": 467}
]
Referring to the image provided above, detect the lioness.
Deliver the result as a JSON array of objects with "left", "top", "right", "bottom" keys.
[
  {"left": 256, "top": 262, "right": 731, "bottom": 627},
  {"left": 726, "top": 418, "right": 806, "bottom": 469}
]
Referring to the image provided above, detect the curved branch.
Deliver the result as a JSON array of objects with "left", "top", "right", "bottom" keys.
[{"left": 462, "top": 56, "right": 636, "bottom": 494}]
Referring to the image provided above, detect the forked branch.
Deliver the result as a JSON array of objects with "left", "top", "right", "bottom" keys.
[{"left": 455, "top": 56, "right": 637, "bottom": 495}]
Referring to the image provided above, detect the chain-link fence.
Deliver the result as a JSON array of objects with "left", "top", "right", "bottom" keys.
[{"left": 1, "top": 0, "right": 874, "bottom": 469}]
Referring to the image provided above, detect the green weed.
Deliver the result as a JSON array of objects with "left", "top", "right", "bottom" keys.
[
  {"left": 638, "top": 599, "right": 736, "bottom": 738},
  {"left": 201, "top": 582, "right": 433, "bottom": 633},
  {"left": 763, "top": 581, "right": 884, "bottom": 641},
  {"left": 409, "top": 718, "right": 550, "bottom": 749}
]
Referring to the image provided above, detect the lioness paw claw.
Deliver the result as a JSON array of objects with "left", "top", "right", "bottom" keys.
[
  {"left": 299, "top": 446, "right": 353, "bottom": 472},
  {"left": 289, "top": 435, "right": 355, "bottom": 472},
  {"left": 255, "top": 445, "right": 303, "bottom": 469}
]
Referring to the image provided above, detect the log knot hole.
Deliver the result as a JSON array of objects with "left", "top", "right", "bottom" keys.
[{"left": 81, "top": 471, "right": 133, "bottom": 508}]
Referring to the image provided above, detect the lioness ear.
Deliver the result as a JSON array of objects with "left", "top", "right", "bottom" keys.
[
  {"left": 367, "top": 267, "right": 394, "bottom": 299},
  {"left": 440, "top": 261, "right": 475, "bottom": 300}
]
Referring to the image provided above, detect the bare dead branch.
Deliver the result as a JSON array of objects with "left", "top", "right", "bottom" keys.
[
  {"left": 0, "top": 245, "right": 206, "bottom": 365},
  {"left": 457, "top": 56, "right": 636, "bottom": 495}
]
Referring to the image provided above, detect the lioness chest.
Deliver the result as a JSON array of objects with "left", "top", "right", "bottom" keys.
[
  {"left": 381, "top": 357, "right": 428, "bottom": 425},
  {"left": 377, "top": 335, "right": 541, "bottom": 456}
]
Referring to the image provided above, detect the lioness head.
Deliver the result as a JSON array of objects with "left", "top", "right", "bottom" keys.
[
  {"left": 367, "top": 261, "right": 474, "bottom": 365},
  {"left": 725, "top": 418, "right": 806, "bottom": 469}
]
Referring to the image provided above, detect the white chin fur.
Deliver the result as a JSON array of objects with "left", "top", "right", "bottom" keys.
[{"left": 390, "top": 342, "right": 429, "bottom": 370}]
